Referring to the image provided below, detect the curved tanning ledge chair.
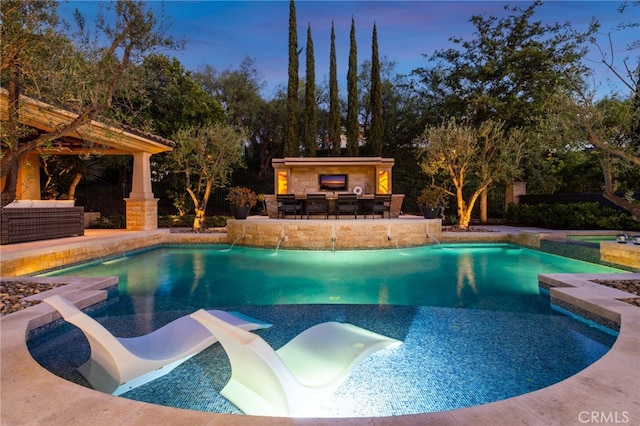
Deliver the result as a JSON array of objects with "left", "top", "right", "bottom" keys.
[
  {"left": 190, "top": 309, "right": 402, "bottom": 417},
  {"left": 43, "top": 295, "right": 272, "bottom": 396}
]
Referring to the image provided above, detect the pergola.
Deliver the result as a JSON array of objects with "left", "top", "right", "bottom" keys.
[{"left": 0, "top": 88, "right": 174, "bottom": 231}]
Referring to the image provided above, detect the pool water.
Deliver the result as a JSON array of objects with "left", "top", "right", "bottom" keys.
[
  {"left": 566, "top": 235, "right": 621, "bottom": 244},
  {"left": 30, "top": 244, "right": 624, "bottom": 417},
  {"left": 40, "top": 243, "right": 622, "bottom": 309}
]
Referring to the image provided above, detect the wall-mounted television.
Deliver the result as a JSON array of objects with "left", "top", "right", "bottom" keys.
[{"left": 319, "top": 174, "right": 348, "bottom": 191}]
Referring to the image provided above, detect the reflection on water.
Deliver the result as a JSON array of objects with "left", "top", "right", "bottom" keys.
[
  {"left": 456, "top": 254, "right": 477, "bottom": 306},
  {"left": 42, "top": 244, "right": 625, "bottom": 313}
]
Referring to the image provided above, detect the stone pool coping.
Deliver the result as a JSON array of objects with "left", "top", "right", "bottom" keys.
[{"left": 1, "top": 269, "right": 639, "bottom": 425}]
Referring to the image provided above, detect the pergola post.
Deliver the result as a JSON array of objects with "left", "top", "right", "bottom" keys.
[{"left": 125, "top": 152, "right": 158, "bottom": 230}]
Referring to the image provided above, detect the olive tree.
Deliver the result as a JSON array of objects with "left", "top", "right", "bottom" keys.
[
  {"left": 415, "top": 119, "right": 524, "bottom": 229},
  {"left": 1, "top": 0, "right": 178, "bottom": 206},
  {"left": 531, "top": 2, "right": 640, "bottom": 221},
  {"left": 170, "top": 123, "right": 247, "bottom": 231}
]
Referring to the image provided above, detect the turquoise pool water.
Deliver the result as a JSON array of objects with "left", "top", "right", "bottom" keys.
[
  {"left": 567, "top": 235, "right": 618, "bottom": 244},
  {"left": 41, "top": 243, "right": 622, "bottom": 309},
  {"left": 31, "top": 243, "right": 625, "bottom": 417}
]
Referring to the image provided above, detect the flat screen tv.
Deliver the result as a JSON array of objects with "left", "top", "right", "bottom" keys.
[{"left": 319, "top": 174, "right": 348, "bottom": 191}]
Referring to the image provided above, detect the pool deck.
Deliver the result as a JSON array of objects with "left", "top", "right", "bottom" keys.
[{"left": 1, "top": 225, "right": 639, "bottom": 425}]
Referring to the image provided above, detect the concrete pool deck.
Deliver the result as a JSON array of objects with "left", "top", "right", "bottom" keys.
[{"left": 1, "top": 225, "right": 639, "bottom": 425}]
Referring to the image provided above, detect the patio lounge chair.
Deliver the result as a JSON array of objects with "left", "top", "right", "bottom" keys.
[
  {"left": 190, "top": 309, "right": 401, "bottom": 417},
  {"left": 336, "top": 193, "right": 358, "bottom": 219},
  {"left": 43, "top": 295, "right": 272, "bottom": 396},
  {"left": 277, "top": 194, "right": 302, "bottom": 219}
]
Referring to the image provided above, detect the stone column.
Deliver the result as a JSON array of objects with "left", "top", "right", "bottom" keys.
[
  {"left": 17, "top": 153, "right": 42, "bottom": 199},
  {"left": 125, "top": 152, "right": 158, "bottom": 230},
  {"left": 505, "top": 182, "right": 527, "bottom": 209}
]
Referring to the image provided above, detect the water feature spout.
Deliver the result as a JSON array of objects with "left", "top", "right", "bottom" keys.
[
  {"left": 100, "top": 246, "right": 128, "bottom": 265},
  {"left": 274, "top": 236, "right": 286, "bottom": 253},
  {"left": 223, "top": 235, "right": 245, "bottom": 252},
  {"left": 331, "top": 236, "right": 336, "bottom": 252},
  {"left": 427, "top": 233, "right": 443, "bottom": 248}
]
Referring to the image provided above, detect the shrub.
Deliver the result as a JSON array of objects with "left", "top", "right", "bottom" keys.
[
  {"left": 416, "top": 187, "right": 449, "bottom": 208},
  {"left": 506, "top": 202, "right": 639, "bottom": 230},
  {"left": 158, "top": 215, "right": 229, "bottom": 228},
  {"left": 226, "top": 186, "right": 257, "bottom": 207},
  {"left": 92, "top": 215, "right": 126, "bottom": 229}
]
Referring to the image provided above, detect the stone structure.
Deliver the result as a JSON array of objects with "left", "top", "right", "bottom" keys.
[
  {"left": 0, "top": 88, "right": 174, "bottom": 234},
  {"left": 226, "top": 218, "right": 442, "bottom": 250},
  {"left": 269, "top": 157, "right": 404, "bottom": 218},
  {"left": 272, "top": 157, "right": 394, "bottom": 195}
]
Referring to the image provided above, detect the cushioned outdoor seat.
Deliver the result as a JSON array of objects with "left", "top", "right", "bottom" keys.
[
  {"left": 190, "top": 309, "right": 401, "bottom": 417},
  {"left": 44, "top": 295, "right": 272, "bottom": 395}
]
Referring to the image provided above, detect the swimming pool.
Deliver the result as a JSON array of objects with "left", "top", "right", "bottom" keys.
[
  {"left": 566, "top": 235, "right": 619, "bottom": 245},
  {"left": 30, "top": 244, "right": 624, "bottom": 417}
]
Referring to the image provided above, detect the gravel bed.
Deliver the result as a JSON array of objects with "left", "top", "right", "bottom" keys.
[
  {"left": 442, "top": 226, "right": 499, "bottom": 232},
  {"left": 592, "top": 279, "right": 640, "bottom": 307},
  {"left": 1, "top": 281, "right": 68, "bottom": 316}
]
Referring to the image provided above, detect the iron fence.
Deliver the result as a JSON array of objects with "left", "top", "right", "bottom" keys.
[{"left": 77, "top": 183, "right": 274, "bottom": 217}]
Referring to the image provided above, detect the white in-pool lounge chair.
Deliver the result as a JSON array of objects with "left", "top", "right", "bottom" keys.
[
  {"left": 190, "top": 309, "right": 402, "bottom": 417},
  {"left": 43, "top": 295, "right": 272, "bottom": 396}
]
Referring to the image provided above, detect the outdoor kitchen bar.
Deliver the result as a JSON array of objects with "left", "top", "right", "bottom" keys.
[{"left": 266, "top": 157, "right": 404, "bottom": 218}]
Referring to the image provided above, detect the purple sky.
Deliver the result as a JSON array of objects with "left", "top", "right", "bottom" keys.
[{"left": 60, "top": 1, "right": 637, "bottom": 99}]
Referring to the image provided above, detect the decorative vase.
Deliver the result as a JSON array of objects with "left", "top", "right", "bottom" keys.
[
  {"left": 232, "top": 206, "right": 250, "bottom": 220},
  {"left": 420, "top": 206, "right": 440, "bottom": 219}
]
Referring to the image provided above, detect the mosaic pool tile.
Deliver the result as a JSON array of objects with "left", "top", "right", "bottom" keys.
[{"left": 28, "top": 302, "right": 617, "bottom": 418}]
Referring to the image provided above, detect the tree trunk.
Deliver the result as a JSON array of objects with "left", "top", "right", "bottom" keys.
[
  {"left": 599, "top": 155, "right": 639, "bottom": 221},
  {"left": 0, "top": 158, "right": 19, "bottom": 207},
  {"left": 456, "top": 189, "right": 471, "bottom": 230},
  {"left": 603, "top": 190, "right": 640, "bottom": 222},
  {"left": 67, "top": 172, "right": 82, "bottom": 200},
  {"left": 480, "top": 189, "right": 488, "bottom": 224},
  {"left": 458, "top": 209, "right": 472, "bottom": 230},
  {"left": 193, "top": 207, "right": 205, "bottom": 231}
]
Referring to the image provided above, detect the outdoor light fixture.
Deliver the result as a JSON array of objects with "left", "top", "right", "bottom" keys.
[
  {"left": 616, "top": 233, "right": 628, "bottom": 243},
  {"left": 277, "top": 171, "right": 288, "bottom": 194},
  {"left": 633, "top": 235, "right": 640, "bottom": 245},
  {"left": 377, "top": 170, "right": 389, "bottom": 194}
]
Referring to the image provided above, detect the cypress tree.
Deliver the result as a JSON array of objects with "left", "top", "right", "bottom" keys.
[
  {"left": 284, "top": 0, "right": 299, "bottom": 156},
  {"left": 328, "top": 22, "right": 341, "bottom": 156},
  {"left": 304, "top": 23, "right": 317, "bottom": 156},
  {"left": 346, "top": 17, "right": 359, "bottom": 156},
  {"left": 369, "top": 22, "right": 383, "bottom": 156}
]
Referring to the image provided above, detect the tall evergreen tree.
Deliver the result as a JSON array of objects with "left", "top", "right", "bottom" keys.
[
  {"left": 369, "top": 22, "right": 384, "bottom": 156},
  {"left": 284, "top": 0, "right": 299, "bottom": 156},
  {"left": 304, "top": 23, "right": 317, "bottom": 156},
  {"left": 328, "top": 22, "right": 341, "bottom": 156},
  {"left": 346, "top": 17, "right": 359, "bottom": 156}
]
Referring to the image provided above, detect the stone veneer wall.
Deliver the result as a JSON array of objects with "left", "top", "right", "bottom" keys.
[
  {"left": 226, "top": 219, "right": 442, "bottom": 250},
  {"left": 125, "top": 199, "right": 159, "bottom": 231},
  {"left": 1, "top": 231, "right": 167, "bottom": 276},
  {"left": 285, "top": 165, "right": 376, "bottom": 195},
  {"left": 600, "top": 242, "right": 640, "bottom": 270}
]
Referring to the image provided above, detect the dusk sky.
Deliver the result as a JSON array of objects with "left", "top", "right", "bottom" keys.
[{"left": 59, "top": 1, "right": 638, "bottom": 99}]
